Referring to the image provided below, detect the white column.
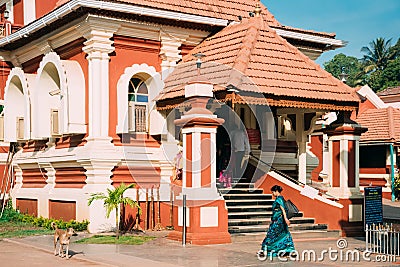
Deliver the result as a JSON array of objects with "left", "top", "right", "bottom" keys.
[
  {"left": 328, "top": 138, "right": 333, "bottom": 186},
  {"left": 250, "top": 106, "right": 257, "bottom": 129},
  {"left": 340, "top": 138, "right": 349, "bottom": 190},
  {"left": 160, "top": 33, "right": 186, "bottom": 80},
  {"left": 266, "top": 112, "right": 275, "bottom": 140},
  {"left": 192, "top": 131, "right": 201, "bottom": 188},
  {"left": 298, "top": 140, "right": 307, "bottom": 184},
  {"left": 355, "top": 139, "right": 360, "bottom": 189},
  {"left": 37, "top": 162, "right": 56, "bottom": 218},
  {"left": 76, "top": 22, "right": 122, "bottom": 233},
  {"left": 5, "top": 2, "right": 14, "bottom": 24},
  {"left": 180, "top": 127, "right": 220, "bottom": 200},
  {"left": 82, "top": 32, "right": 114, "bottom": 140},
  {"left": 326, "top": 134, "right": 362, "bottom": 198},
  {"left": 10, "top": 165, "right": 23, "bottom": 209},
  {"left": 23, "top": 0, "right": 36, "bottom": 25},
  {"left": 244, "top": 105, "right": 251, "bottom": 129},
  {"left": 296, "top": 113, "right": 307, "bottom": 184}
]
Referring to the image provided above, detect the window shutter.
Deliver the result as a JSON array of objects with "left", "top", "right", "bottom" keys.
[
  {"left": 16, "top": 117, "right": 24, "bottom": 140},
  {"left": 128, "top": 102, "right": 135, "bottom": 132},
  {"left": 51, "top": 109, "right": 60, "bottom": 136}
]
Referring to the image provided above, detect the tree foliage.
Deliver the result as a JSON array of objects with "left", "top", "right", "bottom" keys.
[
  {"left": 361, "top": 37, "right": 397, "bottom": 72},
  {"left": 88, "top": 183, "right": 140, "bottom": 239},
  {"left": 323, "top": 53, "right": 366, "bottom": 87},
  {"left": 323, "top": 37, "right": 400, "bottom": 92}
]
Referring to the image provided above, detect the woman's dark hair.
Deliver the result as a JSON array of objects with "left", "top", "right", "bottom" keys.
[{"left": 270, "top": 185, "right": 283, "bottom": 193}]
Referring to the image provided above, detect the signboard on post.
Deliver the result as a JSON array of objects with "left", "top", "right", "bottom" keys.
[{"left": 364, "top": 187, "right": 383, "bottom": 226}]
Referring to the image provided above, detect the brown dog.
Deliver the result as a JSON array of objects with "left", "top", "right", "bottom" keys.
[{"left": 51, "top": 222, "right": 76, "bottom": 259}]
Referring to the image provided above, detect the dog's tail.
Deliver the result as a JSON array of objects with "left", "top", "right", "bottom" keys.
[{"left": 51, "top": 222, "right": 58, "bottom": 230}]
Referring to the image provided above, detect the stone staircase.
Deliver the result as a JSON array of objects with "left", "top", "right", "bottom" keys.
[{"left": 219, "top": 182, "right": 340, "bottom": 239}]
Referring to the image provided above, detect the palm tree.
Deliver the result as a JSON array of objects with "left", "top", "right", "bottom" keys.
[
  {"left": 361, "top": 37, "right": 397, "bottom": 73},
  {"left": 88, "top": 183, "right": 140, "bottom": 239}
]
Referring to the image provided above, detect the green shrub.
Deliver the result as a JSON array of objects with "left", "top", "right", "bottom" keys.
[
  {"left": 1, "top": 204, "right": 89, "bottom": 231},
  {"left": 0, "top": 202, "right": 22, "bottom": 222}
]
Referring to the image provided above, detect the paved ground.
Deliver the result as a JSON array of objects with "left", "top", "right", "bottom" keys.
[
  {"left": 384, "top": 198, "right": 400, "bottom": 222},
  {"left": 1, "top": 199, "right": 398, "bottom": 267},
  {"left": 1, "top": 232, "right": 399, "bottom": 267},
  {"left": 0, "top": 240, "right": 101, "bottom": 267}
]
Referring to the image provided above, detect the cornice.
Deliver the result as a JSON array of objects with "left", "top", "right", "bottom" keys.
[
  {"left": 0, "top": 15, "right": 209, "bottom": 66},
  {"left": 0, "top": 0, "right": 227, "bottom": 48}
]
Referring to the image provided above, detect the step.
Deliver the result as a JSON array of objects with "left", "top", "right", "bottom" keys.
[
  {"left": 228, "top": 211, "right": 272, "bottom": 220},
  {"left": 223, "top": 193, "right": 272, "bottom": 200},
  {"left": 226, "top": 205, "right": 272, "bottom": 212},
  {"left": 228, "top": 223, "right": 328, "bottom": 234},
  {"left": 228, "top": 216, "right": 313, "bottom": 226},
  {"left": 231, "top": 183, "right": 255, "bottom": 189},
  {"left": 230, "top": 230, "right": 341, "bottom": 242},
  {"left": 225, "top": 199, "right": 275, "bottom": 206},
  {"left": 220, "top": 180, "right": 333, "bottom": 237},
  {"left": 219, "top": 188, "right": 264, "bottom": 194}
]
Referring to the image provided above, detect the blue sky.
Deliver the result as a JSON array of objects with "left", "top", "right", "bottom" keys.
[{"left": 262, "top": 0, "right": 400, "bottom": 66}]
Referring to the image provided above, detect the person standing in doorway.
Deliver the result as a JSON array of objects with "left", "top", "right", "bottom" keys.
[{"left": 231, "top": 124, "right": 250, "bottom": 178}]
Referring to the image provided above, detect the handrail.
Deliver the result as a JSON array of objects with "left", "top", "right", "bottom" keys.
[{"left": 249, "top": 152, "right": 339, "bottom": 200}]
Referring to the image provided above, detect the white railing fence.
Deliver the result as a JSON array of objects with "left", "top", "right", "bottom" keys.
[{"left": 366, "top": 223, "right": 400, "bottom": 256}]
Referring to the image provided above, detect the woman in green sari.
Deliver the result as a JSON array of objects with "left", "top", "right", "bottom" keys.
[{"left": 257, "top": 185, "right": 295, "bottom": 258}]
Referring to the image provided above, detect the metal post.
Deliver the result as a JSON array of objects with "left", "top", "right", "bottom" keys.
[
  {"left": 390, "top": 144, "right": 396, "bottom": 202},
  {"left": 366, "top": 224, "right": 369, "bottom": 252},
  {"left": 182, "top": 194, "right": 187, "bottom": 247}
]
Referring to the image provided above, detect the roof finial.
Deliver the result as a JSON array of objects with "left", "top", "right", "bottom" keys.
[
  {"left": 254, "top": 1, "right": 262, "bottom": 17},
  {"left": 193, "top": 53, "right": 205, "bottom": 76}
]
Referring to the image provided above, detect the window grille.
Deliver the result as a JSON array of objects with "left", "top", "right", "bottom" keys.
[{"left": 128, "top": 76, "right": 148, "bottom": 132}]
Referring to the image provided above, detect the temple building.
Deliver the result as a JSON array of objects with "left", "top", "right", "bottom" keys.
[{"left": 0, "top": 0, "right": 368, "bottom": 243}]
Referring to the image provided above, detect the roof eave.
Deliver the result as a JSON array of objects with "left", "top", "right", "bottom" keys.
[
  {"left": 0, "top": 0, "right": 228, "bottom": 48},
  {"left": 272, "top": 27, "right": 346, "bottom": 48}
]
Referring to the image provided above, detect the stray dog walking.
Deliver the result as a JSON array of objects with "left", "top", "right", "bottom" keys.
[{"left": 51, "top": 222, "right": 77, "bottom": 259}]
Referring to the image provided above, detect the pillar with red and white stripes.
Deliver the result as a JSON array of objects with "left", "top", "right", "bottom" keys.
[
  {"left": 324, "top": 112, "right": 367, "bottom": 236},
  {"left": 167, "top": 76, "right": 231, "bottom": 245}
]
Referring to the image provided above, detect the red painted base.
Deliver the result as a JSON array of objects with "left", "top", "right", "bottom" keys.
[
  {"left": 167, "top": 199, "right": 231, "bottom": 245},
  {"left": 168, "top": 230, "right": 231, "bottom": 245}
]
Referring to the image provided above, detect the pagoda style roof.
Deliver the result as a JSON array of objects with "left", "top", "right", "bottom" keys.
[{"left": 156, "top": 16, "right": 359, "bottom": 111}]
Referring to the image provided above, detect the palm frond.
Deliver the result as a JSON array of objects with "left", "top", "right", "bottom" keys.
[
  {"left": 87, "top": 193, "right": 107, "bottom": 205},
  {"left": 88, "top": 183, "right": 138, "bottom": 219}
]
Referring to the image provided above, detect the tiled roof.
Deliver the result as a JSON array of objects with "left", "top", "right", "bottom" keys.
[
  {"left": 356, "top": 106, "right": 400, "bottom": 143},
  {"left": 56, "top": 1, "right": 338, "bottom": 41},
  {"left": 376, "top": 86, "right": 400, "bottom": 97},
  {"left": 157, "top": 16, "right": 359, "bottom": 107},
  {"left": 57, "top": 0, "right": 281, "bottom": 26}
]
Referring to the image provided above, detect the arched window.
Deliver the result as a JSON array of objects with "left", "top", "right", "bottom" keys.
[{"left": 128, "top": 76, "right": 148, "bottom": 132}]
